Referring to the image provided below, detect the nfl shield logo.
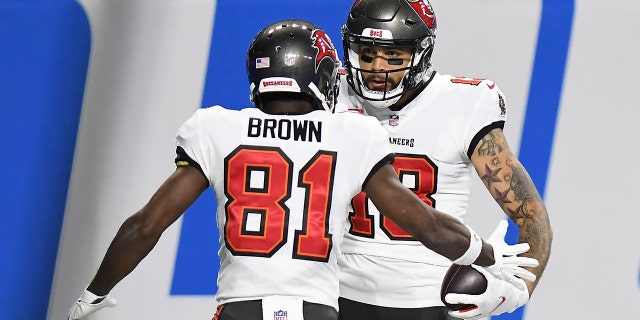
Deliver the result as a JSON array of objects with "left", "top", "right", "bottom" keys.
[
  {"left": 389, "top": 114, "right": 399, "bottom": 126},
  {"left": 285, "top": 53, "right": 296, "bottom": 66},
  {"left": 274, "top": 310, "right": 287, "bottom": 320}
]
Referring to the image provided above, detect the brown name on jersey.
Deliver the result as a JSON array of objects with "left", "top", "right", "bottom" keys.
[{"left": 247, "top": 117, "right": 322, "bottom": 142}]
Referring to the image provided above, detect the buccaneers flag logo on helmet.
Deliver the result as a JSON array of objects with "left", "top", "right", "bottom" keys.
[
  {"left": 311, "top": 29, "right": 337, "bottom": 71},
  {"left": 408, "top": 0, "right": 436, "bottom": 28}
]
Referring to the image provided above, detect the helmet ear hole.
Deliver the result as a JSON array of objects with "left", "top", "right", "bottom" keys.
[{"left": 420, "top": 37, "right": 431, "bottom": 50}]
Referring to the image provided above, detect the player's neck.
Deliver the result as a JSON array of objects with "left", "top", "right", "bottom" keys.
[
  {"left": 389, "top": 81, "right": 428, "bottom": 111},
  {"left": 388, "top": 72, "right": 435, "bottom": 111},
  {"left": 262, "top": 100, "right": 316, "bottom": 115}
]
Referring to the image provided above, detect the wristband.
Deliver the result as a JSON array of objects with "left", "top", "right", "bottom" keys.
[
  {"left": 453, "top": 225, "right": 482, "bottom": 265},
  {"left": 81, "top": 289, "right": 102, "bottom": 303}
]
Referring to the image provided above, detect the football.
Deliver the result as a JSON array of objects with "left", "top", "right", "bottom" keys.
[{"left": 440, "top": 264, "right": 488, "bottom": 311}]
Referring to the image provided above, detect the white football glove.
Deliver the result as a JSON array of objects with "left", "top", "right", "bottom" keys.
[
  {"left": 67, "top": 289, "right": 117, "bottom": 320},
  {"left": 445, "top": 265, "right": 529, "bottom": 319},
  {"left": 485, "top": 220, "right": 539, "bottom": 289}
]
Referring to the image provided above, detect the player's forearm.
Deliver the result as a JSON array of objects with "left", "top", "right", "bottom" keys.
[
  {"left": 366, "top": 165, "right": 497, "bottom": 265},
  {"left": 391, "top": 196, "right": 496, "bottom": 266},
  {"left": 416, "top": 221, "right": 496, "bottom": 267},
  {"left": 416, "top": 210, "right": 496, "bottom": 266},
  {"left": 514, "top": 200, "right": 552, "bottom": 295},
  {"left": 497, "top": 157, "right": 552, "bottom": 295},
  {"left": 87, "top": 212, "right": 161, "bottom": 295}
]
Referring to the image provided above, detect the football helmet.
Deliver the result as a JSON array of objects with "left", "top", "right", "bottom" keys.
[
  {"left": 247, "top": 19, "right": 341, "bottom": 112},
  {"left": 342, "top": 0, "right": 437, "bottom": 108}
]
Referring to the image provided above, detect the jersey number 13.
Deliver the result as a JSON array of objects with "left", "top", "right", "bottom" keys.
[{"left": 348, "top": 153, "right": 438, "bottom": 240}]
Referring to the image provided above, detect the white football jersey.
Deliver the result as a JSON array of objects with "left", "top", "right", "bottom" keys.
[
  {"left": 336, "top": 72, "right": 508, "bottom": 308},
  {"left": 175, "top": 106, "right": 393, "bottom": 311}
]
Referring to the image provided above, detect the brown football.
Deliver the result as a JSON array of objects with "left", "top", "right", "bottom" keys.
[{"left": 440, "top": 264, "right": 488, "bottom": 311}]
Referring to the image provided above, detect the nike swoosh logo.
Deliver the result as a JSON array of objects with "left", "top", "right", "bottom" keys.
[{"left": 488, "top": 296, "right": 506, "bottom": 314}]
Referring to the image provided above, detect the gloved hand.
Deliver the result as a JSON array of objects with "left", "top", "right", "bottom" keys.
[
  {"left": 67, "top": 289, "right": 117, "bottom": 320},
  {"left": 444, "top": 265, "right": 529, "bottom": 319},
  {"left": 484, "top": 220, "right": 539, "bottom": 289}
]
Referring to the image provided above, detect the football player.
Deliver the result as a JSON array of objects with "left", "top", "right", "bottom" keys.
[
  {"left": 336, "top": 1, "right": 553, "bottom": 319},
  {"left": 67, "top": 19, "right": 536, "bottom": 320}
]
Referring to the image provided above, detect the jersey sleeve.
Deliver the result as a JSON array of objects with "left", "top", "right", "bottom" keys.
[
  {"left": 465, "top": 80, "right": 508, "bottom": 159},
  {"left": 175, "top": 107, "right": 215, "bottom": 181}
]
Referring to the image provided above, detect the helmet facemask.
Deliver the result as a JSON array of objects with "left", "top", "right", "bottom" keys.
[
  {"left": 343, "top": 31, "right": 434, "bottom": 109},
  {"left": 308, "top": 70, "right": 340, "bottom": 112}
]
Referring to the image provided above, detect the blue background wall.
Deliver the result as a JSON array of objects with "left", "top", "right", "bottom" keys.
[{"left": 0, "top": 1, "right": 90, "bottom": 319}]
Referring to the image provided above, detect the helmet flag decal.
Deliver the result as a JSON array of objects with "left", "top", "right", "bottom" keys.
[
  {"left": 311, "top": 29, "right": 337, "bottom": 71},
  {"left": 408, "top": 0, "right": 436, "bottom": 28}
]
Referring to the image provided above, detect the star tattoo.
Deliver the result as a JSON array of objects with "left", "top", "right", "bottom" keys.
[
  {"left": 494, "top": 187, "right": 512, "bottom": 206},
  {"left": 506, "top": 205, "right": 525, "bottom": 225},
  {"left": 481, "top": 164, "right": 502, "bottom": 188}
]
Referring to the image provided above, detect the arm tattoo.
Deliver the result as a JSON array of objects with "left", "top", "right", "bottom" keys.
[
  {"left": 474, "top": 129, "right": 552, "bottom": 292},
  {"left": 506, "top": 157, "right": 543, "bottom": 221},
  {"left": 476, "top": 131, "right": 505, "bottom": 157}
]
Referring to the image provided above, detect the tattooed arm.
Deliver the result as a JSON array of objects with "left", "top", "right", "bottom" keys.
[{"left": 471, "top": 127, "right": 552, "bottom": 296}]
